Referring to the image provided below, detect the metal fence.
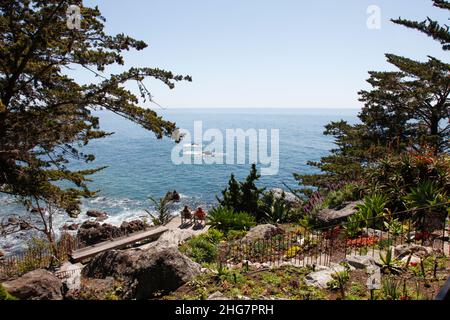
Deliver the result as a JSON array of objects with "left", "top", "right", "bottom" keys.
[
  {"left": 0, "top": 233, "right": 79, "bottom": 280},
  {"left": 218, "top": 205, "right": 449, "bottom": 269}
]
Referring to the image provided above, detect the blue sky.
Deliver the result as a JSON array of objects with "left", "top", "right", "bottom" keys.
[{"left": 84, "top": 0, "right": 448, "bottom": 109}]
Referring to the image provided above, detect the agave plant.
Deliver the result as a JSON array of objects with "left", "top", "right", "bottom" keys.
[
  {"left": 378, "top": 247, "right": 402, "bottom": 275},
  {"left": 344, "top": 213, "right": 363, "bottom": 238},
  {"left": 403, "top": 180, "right": 448, "bottom": 230},
  {"left": 382, "top": 276, "right": 400, "bottom": 300},
  {"left": 355, "top": 194, "right": 388, "bottom": 229},
  {"left": 383, "top": 219, "right": 404, "bottom": 236},
  {"left": 261, "top": 192, "right": 291, "bottom": 224},
  {"left": 327, "top": 269, "right": 350, "bottom": 300}
]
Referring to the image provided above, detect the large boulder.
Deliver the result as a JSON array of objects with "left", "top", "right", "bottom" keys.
[
  {"left": 268, "top": 188, "right": 301, "bottom": 208},
  {"left": 82, "top": 246, "right": 201, "bottom": 300},
  {"left": 305, "top": 264, "right": 346, "bottom": 289},
  {"left": 343, "top": 255, "right": 376, "bottom": 270},
  {"left": 316, "top": 201, "right": 362, "bottom": 227},
  {"left": 394, "top": 244, "right": 432, "bottom": 260},
  {"left": 77, "top": 221, "right": 122, "bottom": 246},
  {"left": 3, "top": 269, "right": 63, "bottom": 300},
  {"left": 86, "top": 210, "right": 108, "bottom": 221},
  {"left": 120, "top": 220, "right": 147, "bottom": 234},
  {"left": 242, "top": 224, "right": 284, "bottom": 242}
]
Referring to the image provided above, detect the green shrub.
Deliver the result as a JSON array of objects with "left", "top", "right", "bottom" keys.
[
  {"left": 180, "top": 230, "right": 224, "bottom": 264},
  {"left": 325, "top": 184, "right": 361, "bottom": 209},
  {"left": 226, "top": 230, "right": 248, "bottom": 240},
  {"left": 0, "top": 284, "right": 17, "bottom": 300},
  {"left": 260, "top": 192, "right": 292, "bottom": 224},
  {"left": 403, "top": 180, "right": 448, "bottom": 229},
  {"left": 217, "top": 164, "right": 266, "bottom": 221},
  {"left": 344, "top": 213, "right": 363, "bottom": 238},
  {"left": 365, "top": 151, "right": 450, "bottom": 212},
  {"left": 207, "top": 206, "right": 256, "bottom": 234},
  {"left": 355, "top": 194, "right": 388, "bottom": 229}
]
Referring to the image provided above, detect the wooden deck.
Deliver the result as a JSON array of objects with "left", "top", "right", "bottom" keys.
[{"left": 69, "top": 226, "right": 168, "bottom": 263}]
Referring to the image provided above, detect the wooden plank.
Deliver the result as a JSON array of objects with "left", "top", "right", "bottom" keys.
[{"left": 69, "top": 226, "right": 168, "bottom": 263}]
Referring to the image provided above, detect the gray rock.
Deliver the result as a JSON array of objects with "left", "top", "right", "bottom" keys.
[
  {"left": 57, "top": 262, "right": 83, "bottom": 292},
  {"left": 242, "top": 224, "right": 284, "bottom": 242},
  {"left": 3, "top": 269, "right": 63, "bottom": 300},
  {"left": 269, "top": 188, "right": 301, "bottom": 207},
  {"left": 401, "top": 255, "right": 422, "bottom": 265},
  {"left": 305, "top": 264, "right": 346, "bottom": 289},
  {"left": 366, "top": 266, "right": 381, "bottom": 290},
  {"left": 316, "top": 201, "right": 362, "bottom": 227},
  {"left": 344, "top": 255, "right": 376, "bottom": 269},
  {"left": 394, "top": 244, "right": 432, "bottom": 260},
  {"left": 208, "top": 291, "right": 230, "bottom": 300},
  {"left": 363, "top": 228, "right": 384, "bottom": 238},
  {"left": 82, "top": 246, "right": 201, "bottom": 300}
]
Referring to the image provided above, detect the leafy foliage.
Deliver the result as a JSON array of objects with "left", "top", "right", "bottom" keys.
[
  {"left": 207, "top": 206, "right": 256, "bottom": 234},
  {"left": 355, "top": 194, "right": 388, "bottom": 229},
  {"left": 0, "top": 1, "right": 191, "bottom": 215},
  {"left": 294, "top": 1, "right": 449, "bottom": 193},
  {"left": 260, "top": 192, "right": 292, "bottom": 224},
  {"left": 217, "top": 164, "right": 265, "bottom": 220},
  {"left": 180, "top": 229, "right": 224, "bottom": 264},
  {"left": 146, "top": 195, "right": 174, "bottom": 226},
  {"left": 0, "top": 284, "right": 17, "bottom": 300},
  {"left": 378, "top": 248, "right": 403, "bottom": 275},
  {"left": 403, "top": 180, "right": 448, "bottom": 230}
]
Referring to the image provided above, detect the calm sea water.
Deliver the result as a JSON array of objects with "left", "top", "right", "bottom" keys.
[{"left": 0, "top": 108, "right": 359, "bottom": 253}]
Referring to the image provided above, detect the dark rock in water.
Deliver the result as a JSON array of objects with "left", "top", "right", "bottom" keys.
[
  {"left": 82, "top": 247, "right": 201, "bottom": 300},
  {"left": 62, "top": 223, "right": 79, "bottom": 231},
  {"left": 86, "top": 210, "right": 108, "bottom": 220},
  {"left": 316, "top": 201, "right": 362, "bottom": 227},
  {"left": 0, "top": 250, "right": 4, "bottom": 259},
  {"left": 164, "top": 190, "right": 181, "bottom": 202},
  {"left": 30, "top": 207, "right": 45, "bottom": 214},
  {"left": 3, "top": 269, "right": 63, "bottom": 300},
  {"left": 120, "top": 220, "right": 147, "bottom": 234},
  {"left": 19, "top": 221, "right": 32, "bottom": 231},
  {"left": 242, "top": 224, "right": 284, "bottom": 242},
  {"left": 8, "top": 217, "right": 18, "bottom": 224},
  {"left": 77, "top": 221, "right": 122, "bottom": 246}
]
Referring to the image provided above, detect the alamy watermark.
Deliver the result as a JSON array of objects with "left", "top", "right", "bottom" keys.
[
  {"left": 66, "top": 5, "right": 81, "bottom": 30},
  {"left": 367, "top": 5, "right": 381, "bottom": 30},
  {"left": 171, "top": 122, "right": 279, "bottom": 176}
]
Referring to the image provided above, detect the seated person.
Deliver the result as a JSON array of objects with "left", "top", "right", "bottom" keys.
[
  {"left": 181, "top": 205, "right": 192, "bottom": 220},
  {"left": 193, "top": 207, "right": 206, "bottom": 222}
]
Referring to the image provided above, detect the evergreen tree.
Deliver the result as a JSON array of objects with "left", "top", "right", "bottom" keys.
[
  {"left": 295, "top": 0, "right": 449, "bottom": 189},
  {"left": 217, "top": 164, "right": 265, "bottom": 220},
  {"left": 392, "top": 0, "right": 450, "bottom": 51},
  {"left": 0, "top": 1, "right": 191, "bottom": 216}
]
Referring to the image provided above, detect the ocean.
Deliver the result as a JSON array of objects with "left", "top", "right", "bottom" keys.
[{"left": 0, "top": 108, "right": 359, "bottom": 253}]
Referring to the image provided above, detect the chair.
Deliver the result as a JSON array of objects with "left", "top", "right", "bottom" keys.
[
  {"left": 181, "top": 206, "right": 193, "bottom": 225},
  {"left": 193, "top": 208, "right": 206, "bottom": 227}
]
